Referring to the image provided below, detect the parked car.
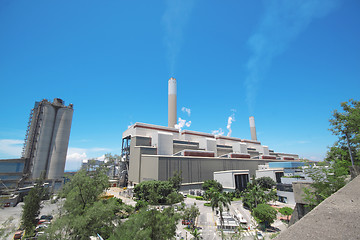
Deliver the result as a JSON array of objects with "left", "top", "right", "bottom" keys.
[
  {"left": 13, "top": 230, "right": 23, "bottom": 239},
  {"left": 40, "top": 215, "right": 53, "bottom": 220},
  {"left": 35, "top": 224, "right": 48, "bottom": 232},
  {"left": 256, "top": 231, "right": 264, "bottom": 240}
]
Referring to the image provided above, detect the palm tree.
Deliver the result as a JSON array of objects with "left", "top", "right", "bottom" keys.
[
  {"left": 209, "top": 190, "right": 231, "bottom": 240},
  {"left": 190, "top": 228, "right": 201, "bottom": 240}
]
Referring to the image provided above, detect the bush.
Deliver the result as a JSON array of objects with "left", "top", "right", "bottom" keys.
[
  {"left": 202, "top": 180, "right": 223, "bottom": 192},
  {"left": 204, "top": 203, "right": 211, "bottom": 207},
  {"left": 195, "top": 196, "right": 204, "bottom": 200}
]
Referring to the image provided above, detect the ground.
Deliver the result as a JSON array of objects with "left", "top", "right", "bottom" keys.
[
  {"left": 0, "top": 199, "right": 61, "bottom": 240},
  {"left": 0, "top": 187, "right": 292, "bottom": 240}
]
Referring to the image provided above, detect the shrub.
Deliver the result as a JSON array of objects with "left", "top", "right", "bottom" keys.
[{"left": 195, "top": 196, "right": 204, "bottom": 200}]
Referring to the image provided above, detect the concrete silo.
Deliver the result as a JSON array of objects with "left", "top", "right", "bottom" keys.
[
  {"left": 47, "top": 106, "right": 73, "bottom": 179},
  {"left": 31, "top": 102, "right": 56, "bottom": 179},
  {"left": 22, "top": 98, "right": 73, "bottom": 181}
]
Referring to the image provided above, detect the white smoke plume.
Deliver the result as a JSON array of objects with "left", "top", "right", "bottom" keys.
[
  {"left": 244, "top": 0, "right": 340, "bottom": 112},
  {"left": 162, "top": 0, "right": 195, "bottom": 74},
  {"left": 181, "top": 107, "right": 191, "bottom": 116},
  {"left": 211, "top": 128, "right": 224, "bottom": 136},
  {"left": 175, "top": 117, "right": 191, "bottom": 130},
  {"left": 227, "top": 115, "right": 235, "bottom": 137}
]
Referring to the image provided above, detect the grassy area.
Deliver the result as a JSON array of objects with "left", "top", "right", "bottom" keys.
[
  {"left": 232, "top": 197, "right": 242, "bottom": 201},
  {"left": 187, "top": 195, "right": 204, "bottom": 200},
  {"left": 187, "top": 195, "right": 197, "bottom": 199}
]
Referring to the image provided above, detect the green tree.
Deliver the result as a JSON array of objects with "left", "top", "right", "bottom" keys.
[
  {"left": 182, "top": 204, "right": 200, "bottom": 228},
  {"left": 169, "top": 171, "right": 182, "bottom": 191},
  {"left": 303, "top": 162, "right": 348, "bottom": 207},
  {"left": 109, "top": 207, "right": 180, "bottom": 240},
  {"left": 252, "top": 177, "right": 276, "bottom": 190},
  {"left": 43, "top": 168, "right": 123, "bottom": 240},
  {"left": 242, "top": 183, "right": 276, "bottom": 210},
  {"left": 21, "top": 180, "right": 45, "bottom": 236},
  {"left": 252, "top": 204, "right": 277, "bottom": 229},
  {"left": 202, "top": 180, "right": 223, "bottom": 192},
  {"left": 278, "top": 207, "right": 293, "bottom": 222},
  {"left": 190, "top": 228, "right": 201, "bottom": 240},
  {"left": 209, "top": 190, "right": 231, "bottom": 240},
  {"left": 134, "top": 177, "right": 183, "bottom": 205},
  {"left": 329, "top": 99, "right": 360, "bottom": 165}
]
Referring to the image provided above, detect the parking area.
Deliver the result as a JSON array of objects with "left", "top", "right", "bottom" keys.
[{"left": 0, "top": 199, "right": 61, "bottom": 240}]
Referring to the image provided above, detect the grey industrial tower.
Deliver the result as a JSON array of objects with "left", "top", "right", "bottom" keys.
[{"left": 22, "top": 98, "right": 73, "bottom": 181}]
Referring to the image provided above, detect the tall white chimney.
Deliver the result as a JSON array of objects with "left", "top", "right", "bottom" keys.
[
  {"left": 168, "top": 77, "right": 177, "bottom": 128},
  {"left": 249, "top": 116, "right": 257, "bottom": 141}
]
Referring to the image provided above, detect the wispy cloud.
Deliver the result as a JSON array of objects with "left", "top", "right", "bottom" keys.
[
  {"left": 181, "top": 107, "right": 191, "bottom": 116},
  {"left": 0, "top": 139, "right": 23, "bottom": 157},
  {"left": 162, "top": 0, "right": 195, "bottom": 74},
  {"left": 244, "top": 0, "right": 340, "bottom": 112}
]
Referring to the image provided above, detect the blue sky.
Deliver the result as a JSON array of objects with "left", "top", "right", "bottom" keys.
[{"left": 1, "top": 0, "right": 359, "bottom": 171}]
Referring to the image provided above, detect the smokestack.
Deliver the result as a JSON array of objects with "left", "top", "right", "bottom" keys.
[
  {"left": 168, "top": 77, "right": 177, "bottom": 128},
  {"left": 249, "top": 116, "right": 257, "bottom": 141}
]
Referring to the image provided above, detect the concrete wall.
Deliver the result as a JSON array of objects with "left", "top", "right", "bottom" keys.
[
  {"left": 292, "top": 181, "right": 313, "bottom": 204},
  {"left": 214, "top": 170, "right": 249, "bottom": 190},
  {"left": 139, "top": 155, "right": 278, "bottom": 184},
  {"left": 128, "top": 136, "right": 156, "bottom": 184}
]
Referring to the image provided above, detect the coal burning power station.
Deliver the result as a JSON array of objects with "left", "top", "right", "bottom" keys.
[
  {"left": 0, "top": 98, "right": 73, "bottom": 190},
  {"left": 120, "top": 78, "right": 300, "bottom": 190}
]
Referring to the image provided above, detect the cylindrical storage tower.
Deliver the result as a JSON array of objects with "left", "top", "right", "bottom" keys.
[
  {"left": 249, "top": 116, "right": 257, "bottom": 141},
  {"left": 168, "top": 77, "right": 177, "bottom": 128},
  {"left": 31, "top": 103, "right": 56, "bottom": 179},
  {"left": 47, "top": 107, "right": 73, "bottom": 179}
]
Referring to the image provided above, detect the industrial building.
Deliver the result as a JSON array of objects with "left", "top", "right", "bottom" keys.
[
  {"left": 120, "top": 78, "right": 300, "bottom": 190},
  {"left": 0, "top": 98, "right": 73, "bottom": 191}
]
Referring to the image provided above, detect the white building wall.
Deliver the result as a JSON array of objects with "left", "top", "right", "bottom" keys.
[
  {"left": 151, "top": 132, "right": 173, "bottom": 155},
  {"left": 277, "top": 190, "right": 296, "bottom": 205},
  {"left": 199, "top": 138, "right": 217, "bottom": 156},
  {"left": 214, "top": 172, "right": 234, "bottom": 189}
]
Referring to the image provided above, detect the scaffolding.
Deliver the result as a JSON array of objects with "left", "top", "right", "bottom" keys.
[{"left": 120, "top": 136, "right": 131, "bottom": 187}]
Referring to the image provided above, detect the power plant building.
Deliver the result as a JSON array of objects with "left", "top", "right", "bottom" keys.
[{"left": 121, "top": 78, "right": 300, "bottom": 190}]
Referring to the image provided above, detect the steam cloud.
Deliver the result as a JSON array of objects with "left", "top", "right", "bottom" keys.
[
  {"left": 162, "top": 0, "right": 195, "bottom": 74},
  {"left": 244, "top": 0, "right": 339, "bottom": 112},
  {"left": 181, "top": 107, "right": 191, "bottom": 116},
  {"left": 227, "top": 115, "right": 235, "bottom": 137},
  {"left": 211, "top": 128, "right": 224, "bottom": 136},
  {"left": 175, "top": 117, "right": 191, "bottom": 131}
]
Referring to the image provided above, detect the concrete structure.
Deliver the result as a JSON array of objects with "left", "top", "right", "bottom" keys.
[
  {"left": 122, "top": 122, "right": 300, "bottom": 189},
  {"left": 0, "top": 159, "right": 25, "bottom": 189},
  {"left": 214, "top": 170, "right": 250, "bottom": 192},
  {"left": 276, "top": 175, "right": 360, "bottom": 240},
  {"left": 168, "top": 77, "right": 177, "bottom": 128},
  {"left": 249, "top": 116, "right": 257, "bottom": 141},
  {"left": 22, "top": 98, "right": 73, "bottom": 181},
  {"left": 256, "top": 162, "right": 308, "bottom": 205},
  {"left": 0, "top": 98, "right": 73, "bottom": 190},
  {"left": 120, "top": 78, "right": 301, "bottom": 189}
]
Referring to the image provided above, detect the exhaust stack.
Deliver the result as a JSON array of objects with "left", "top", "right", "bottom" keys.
[
  {"left": 168, "top": 77, "right": 177, "bottom": 128},
  {"left": 249, "top": 116, "right": 257, "bottom": 141}
]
